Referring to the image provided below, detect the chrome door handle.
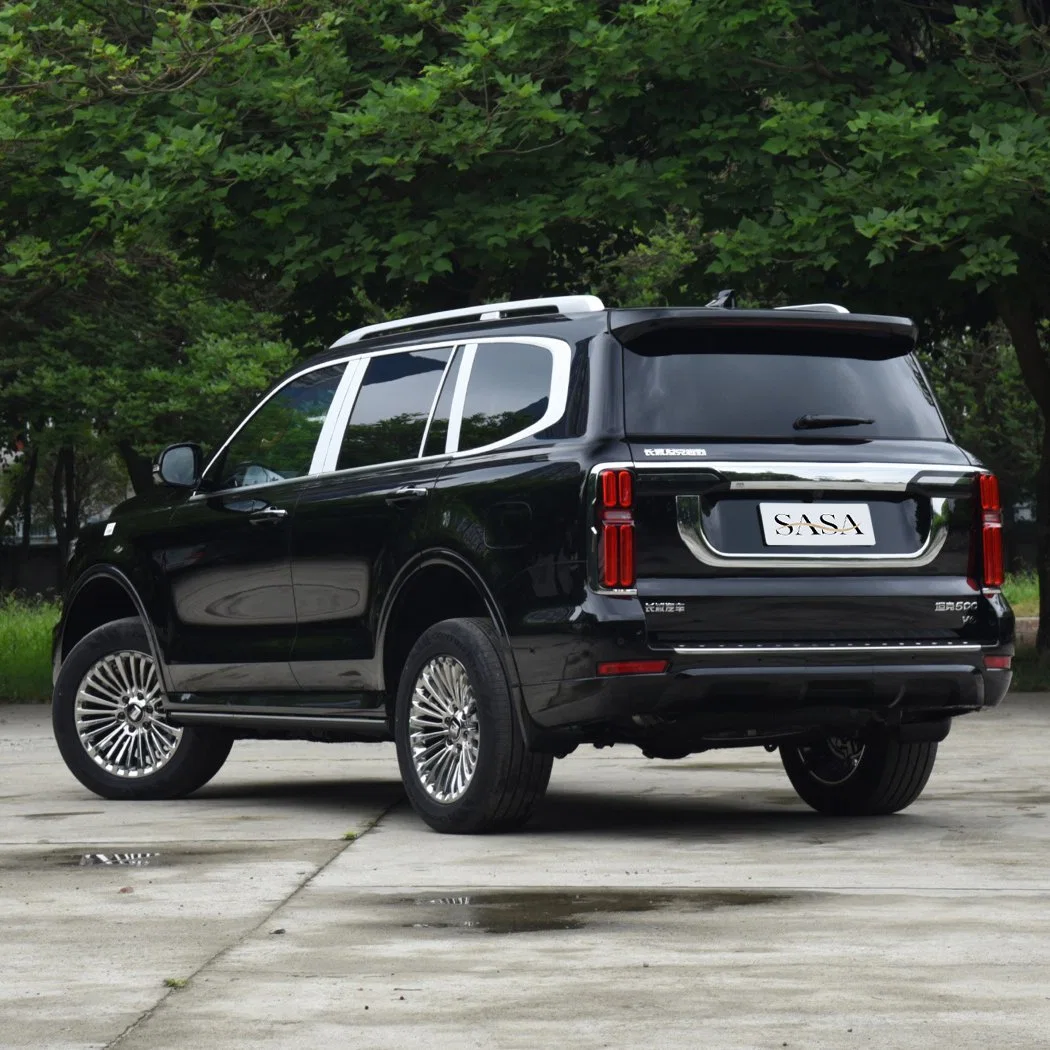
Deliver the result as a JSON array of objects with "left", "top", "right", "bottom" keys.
[
  {"left": 249, "top": 506, "right": 288, "bottom": 524},
  {"left": 386, "top": 486, "right": 428, "bottom": 507}
]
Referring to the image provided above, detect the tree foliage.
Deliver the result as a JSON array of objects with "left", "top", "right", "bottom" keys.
[{"left": 0, "top": 0, "right": 1046, "bottom": 629}]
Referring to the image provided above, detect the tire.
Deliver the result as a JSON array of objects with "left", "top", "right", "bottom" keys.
[
  {"left": 395, "top": 617, "right": 553, "bottom": 833},
  {"left": 52, "top": 617, "right": 233, "bottom": 800},
  {"left": 780, "top": 732, "right": 938, "bottom": 816}
]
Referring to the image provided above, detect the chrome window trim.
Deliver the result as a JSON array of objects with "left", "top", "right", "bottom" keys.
[
  {"left": 198, "top": 333, "right": 574, "bottom": 498},
  {"left": 447, "top": 335, "right": 572, "bottom": 458}
]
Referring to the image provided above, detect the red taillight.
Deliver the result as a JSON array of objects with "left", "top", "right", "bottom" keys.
[
  {"left": 598, "top": 470, "right": 635, "bottom": 588},
  {"left": 597, "top": 659, "right": 668, "bottom": 676},
  {"left": 985, "top": 655, "right": 1012, "bottom": 670},
  {"left": 977, "top": 473, "right": 1004, "bottom": 588}
]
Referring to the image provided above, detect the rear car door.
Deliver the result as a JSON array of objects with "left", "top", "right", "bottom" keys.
[
  {"left": 157, "top": 362, "right": 349, "bottom": 693},
  {"left": 288, "top": 345, "right": 457, "bottom": 690}
]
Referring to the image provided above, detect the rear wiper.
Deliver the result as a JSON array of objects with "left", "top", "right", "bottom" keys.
[{"left": 793, "top": 413, "right": 874, "bottom": 430}]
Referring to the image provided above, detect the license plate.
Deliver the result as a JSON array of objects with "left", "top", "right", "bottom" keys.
[{"left": 759, "top": 503, "right": 876, "bottom": 547}]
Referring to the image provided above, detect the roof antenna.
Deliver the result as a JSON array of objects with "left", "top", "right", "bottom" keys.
[{"left": 705, "top": 288, "right": 736, "bottom": 309}]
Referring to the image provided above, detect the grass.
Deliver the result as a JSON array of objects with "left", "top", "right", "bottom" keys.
[
  {"left": 0, "top": 595, "right": 60, "bottom": 703},
  {"left": 163, "top": 977, "right": 188, "bottom": 990},
  {"left": 1003, "top": 572, "right": 1038, "bottom": 618}
]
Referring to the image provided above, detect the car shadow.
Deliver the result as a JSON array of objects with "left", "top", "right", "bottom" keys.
[
  {"left": 528, "top": 788, "right": 935, "bottom": 837},
  {"left": 193, "top": 778, "right": 404, "bottom": 809}
]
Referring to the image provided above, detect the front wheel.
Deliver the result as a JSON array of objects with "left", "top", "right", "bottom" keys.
[
  {"left": 395, "top": 617, "right": 553, "bottom": 833},
  {"left": 53, "top": 618, "right": 233, "bottom": 800},
  {"left": 780, "top": 732, "right": 938, "bottom": 816}
]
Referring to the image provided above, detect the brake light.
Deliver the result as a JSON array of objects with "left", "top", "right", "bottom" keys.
[
  {"left": 598, "top": 469, "right": 635, "bottom": 588},
  {"left": 985, "top": 655, "right": 1012, "bottom": 670},
  {"left": 976, "top": 473, "right": 1004, "bottom": 588}
]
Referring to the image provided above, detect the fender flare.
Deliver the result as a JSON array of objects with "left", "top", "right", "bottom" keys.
[
  {"left": 377, "top": 550, "right": 539, "bottom": 744},
  {"left": 57, "top": 566, "right": 172, "bottom": 693}
]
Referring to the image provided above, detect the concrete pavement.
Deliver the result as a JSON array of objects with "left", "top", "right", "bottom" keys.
[{"left": 1, "top": 697, "right": 1049, "bottom": 1049}]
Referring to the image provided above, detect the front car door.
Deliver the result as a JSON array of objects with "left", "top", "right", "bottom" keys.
[{"left": 157, "top": 361, "right": 350, "bottom": 694}]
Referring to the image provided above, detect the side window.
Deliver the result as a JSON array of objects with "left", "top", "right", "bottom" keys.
[
  {"left": 207, "top": 364, "right": 345, "bottom": 490},
  {"left": 337, "top": 348, "right": 452, "bottom": 470},
  {"left": 458, "top": 342, "right": 553, "bottom": 452}
]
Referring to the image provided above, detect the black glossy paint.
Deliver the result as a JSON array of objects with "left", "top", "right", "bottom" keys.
[{"left": 55, "top": 306, "right": 1015, "bottom": 747}]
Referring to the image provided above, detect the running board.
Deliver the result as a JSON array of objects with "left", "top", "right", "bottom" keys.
[{"left": 167, "top": 709, "right": 391, "bottom": 738}]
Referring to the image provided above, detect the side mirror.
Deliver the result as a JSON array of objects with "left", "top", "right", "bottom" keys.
[{"left": 154, "top": 443, "right": 203, "bottom": 488}]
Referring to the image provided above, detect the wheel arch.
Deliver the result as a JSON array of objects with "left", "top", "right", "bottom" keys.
[
  {"left": 377, "top": 551, "right": 530, "bottom": 733},
  {"left": 57, "top": 568, "right": 170, "bottom": 692}
]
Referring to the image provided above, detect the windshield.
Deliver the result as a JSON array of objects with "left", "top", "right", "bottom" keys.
[{"left": 621, "top": 328, "right": 947, "bottom": 441}]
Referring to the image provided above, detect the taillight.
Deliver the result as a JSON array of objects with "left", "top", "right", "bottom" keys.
[
  {"left": 976, "top": 473, "right": 1004, "bottom": 588},
  {"left": 598, "top": 469, "right": 635, "bottom": 588}
]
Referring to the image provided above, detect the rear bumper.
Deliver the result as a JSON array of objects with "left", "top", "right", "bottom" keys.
[{"left": 525, "top": 660, "right": 1010, "bottom": 730}]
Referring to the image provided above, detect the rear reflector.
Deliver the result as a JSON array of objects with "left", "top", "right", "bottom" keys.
[
  {"left": 977, "top": 473, "right": 1004, "bottom": 588},
  {"left": 985, "top": 655, "right": 1012, "bottom": 670},
  {"left": 597, "top": 659, "right": 669, "bottom": 676}
]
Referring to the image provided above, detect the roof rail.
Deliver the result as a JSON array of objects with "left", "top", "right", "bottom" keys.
[
  {"left": 332, "top": 295, "right": 606, "bottom": 347},
  {"left": 774, "top": 302, "right": 849, "bottom": 314}
]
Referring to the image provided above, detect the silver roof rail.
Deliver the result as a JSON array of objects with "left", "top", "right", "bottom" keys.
[
  {"left": 774, "top": 302, "right": 850, "bottom": 314},
  {"left": 333, "top": 295, "right": 606, "bottom": 347}
]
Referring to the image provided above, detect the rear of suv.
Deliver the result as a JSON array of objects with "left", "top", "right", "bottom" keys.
[{"left": 51, "top": 295, "right": 1014, "bottom": 832}]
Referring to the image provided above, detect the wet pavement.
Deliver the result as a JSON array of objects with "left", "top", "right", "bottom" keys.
[{"left": 1, "top": 697, "right": 1049, "bottom": 1048}]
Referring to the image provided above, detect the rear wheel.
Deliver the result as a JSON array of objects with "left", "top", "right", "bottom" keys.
[
  {"left": 53, "top": 618, "right": 233, "bottom": 800},
  {"left": 780, "top": 732, "right": 938, "bottom": 816},
  {"left": 395, "top": 617, "right": 553, "bottom": 833}
]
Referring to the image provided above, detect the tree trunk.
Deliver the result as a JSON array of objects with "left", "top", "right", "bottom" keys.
[
  {"left": 20, "top": 446, "right": 37, "bottom": 554},
  {"left": 117, "top": 439, "right": 154, "bottom": 496},
  {"left": 51, "top": 446, "right": 74, "bottom": 580},
  {"left": 995, "top": 288, "right": 1050, "bottom": 652}
]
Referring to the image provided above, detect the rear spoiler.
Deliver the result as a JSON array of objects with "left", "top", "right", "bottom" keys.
[{"left": 609, "top": 308, "right": 917, "bottom": 352}]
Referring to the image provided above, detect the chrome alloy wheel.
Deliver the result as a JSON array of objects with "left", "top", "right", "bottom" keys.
[
  {"left": 408, "top": 655, "right": 480, "bottom": 803},
  {"left": 797, "top": 736, "right": 866, "bottom": 786},
  {"left": 74, "top": 651, "right": 183, "bottom": 778}
]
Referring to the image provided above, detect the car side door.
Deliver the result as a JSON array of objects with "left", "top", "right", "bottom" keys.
[
  {"left": 155, "top": 361, "right": 351, "bottom": 694},
  {"left": 288, "top": 345, "right": 458, "bottom": 692}
]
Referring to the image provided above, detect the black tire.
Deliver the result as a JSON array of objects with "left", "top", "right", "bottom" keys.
[
  {"left": 395, "top": 617, "right": 553, "bottom": 833},
  {"left": 780, "top": 732, "right": 938, "bottom": 816},
  {"left": 53, "top": 618, "right": 233, "bottom": 800}
]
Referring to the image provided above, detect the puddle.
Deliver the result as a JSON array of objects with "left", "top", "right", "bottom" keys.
[
  {"left": 78, "top": 852, "right": 161, "bottom": 867},
  {"left": 0, "top": 842, "right": 325, "bottom": 871},
  {"left": 388, "top": 889, "right": 797, "bottom": 934}
]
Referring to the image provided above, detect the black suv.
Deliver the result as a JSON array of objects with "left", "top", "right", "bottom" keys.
[{"left": 51, "top": 295, "right": 1014, "bottom": 832}]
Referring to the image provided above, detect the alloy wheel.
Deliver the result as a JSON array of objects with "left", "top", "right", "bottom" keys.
[
  {"left": 408, "top": 655, "right": 480, "bottom": 803},
  {"left": 74, "top": 651, "right": 183, "bottom": 778}
]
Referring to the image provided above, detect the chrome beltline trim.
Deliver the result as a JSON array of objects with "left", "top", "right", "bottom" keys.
[{"left": 671, "top": 642, "right": 983, "bottom": 655}]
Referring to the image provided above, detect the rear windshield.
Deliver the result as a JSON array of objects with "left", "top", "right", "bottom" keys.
[{"left": 622, "top": 328, "right": 947, "bottom": 441}]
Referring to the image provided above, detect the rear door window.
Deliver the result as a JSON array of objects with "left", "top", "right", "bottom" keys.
[
  {"left": 622, "top": 328, "right": 947, "bottom": 441},
  {"left": 336, "top": 347, "right": 452, "bottom": 470}
]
